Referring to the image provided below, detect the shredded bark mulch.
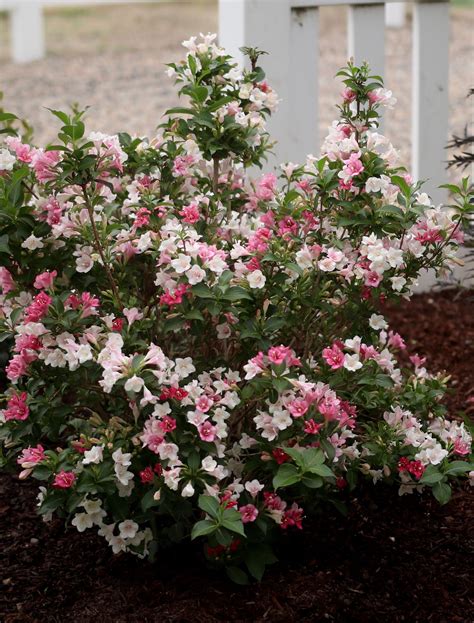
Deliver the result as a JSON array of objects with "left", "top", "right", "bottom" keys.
[{"left": 1, "top": 289, "right": 473, "bottom": 623}]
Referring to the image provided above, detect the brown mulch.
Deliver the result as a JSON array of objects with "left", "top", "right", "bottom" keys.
[{"left": 1, "top": 289, "right": 473, "bottom": 623}]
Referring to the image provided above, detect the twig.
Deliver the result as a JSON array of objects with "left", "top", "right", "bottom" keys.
[{"left": 81, "top": 183, "right": 124, "bottom": 311}]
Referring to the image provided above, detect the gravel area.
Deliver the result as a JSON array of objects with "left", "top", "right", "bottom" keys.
[{"left": 0, "top": 2, "right": 472, "bottom": 176}]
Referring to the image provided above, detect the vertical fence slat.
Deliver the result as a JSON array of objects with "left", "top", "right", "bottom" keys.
[
  {"left": 289, "top": 7, "right": 319, "bottom": 161},
  {"left": 347, "top": 3, "right": 385, "bottom": 77},
  {"left": 412, "top": 0, "right": 449, "bottom": 203},
  {"left": 11, "top": 2, "right": 45, "bottom": 63},
  {"left": 385, "top": 2, "right": 406, "bottom": 28}
]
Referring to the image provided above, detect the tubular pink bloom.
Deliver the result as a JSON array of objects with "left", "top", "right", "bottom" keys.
[
  {"left": 304, "top": 419, "right": 322, "bottom": 435},
  {"left": 239, "top": 504, "right": 259, "bottom": 523},
  {"left": 24, "top": 292, "right": 52, "bottom": 323},
  {"left": 179, "top": 202, "right": 200, "bottom": 224},
  {"left": 0, "top": 267, "right": 15, "bottom": 294},
  {"left": 33, "top": 270, "right": 57, "bottom": 290},
  {"left": 4, "top": 392, "right": 29, "bottom": 421},
  {"left": 6, "top": 354, "right": 29, "bottom": 382},
  {"left": 364, "top": 271, "right": 382, "bottom": 288},
  {"left": 5, "top": 136, "right": 35, "bottom": 163},
  {"left": 287, "top": 399, "right": 308, "bottom": 418},
  {"left": 52, "top": 470, "right": 76, "bottom": 489},
  {"left": 198, "top": 421, "right": 217, "bottom": 442},
  {"left": 322, "top": 345, "right": 345, "bottom": 370},
  {"left": 281, "top": 503, "right": 304, "bottom": 530},
  {"left": 32, "top": 149, "right": 61, "bottom": 183},
  {"left": 17, "top": 444, "right": 45, "bottom": 468}
]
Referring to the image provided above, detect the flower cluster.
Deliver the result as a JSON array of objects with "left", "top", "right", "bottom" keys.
[{"left": 0, "top": 37, "right": 472, "bottom": 582}]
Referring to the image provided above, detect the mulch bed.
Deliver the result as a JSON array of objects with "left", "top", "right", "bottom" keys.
[{"left": 1, "top": 289, "right": 473, "bottom": 623}]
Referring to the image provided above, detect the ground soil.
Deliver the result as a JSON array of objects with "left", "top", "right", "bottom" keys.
[{"left": 1, "top": 289, "right": 473, "bottom": 623}]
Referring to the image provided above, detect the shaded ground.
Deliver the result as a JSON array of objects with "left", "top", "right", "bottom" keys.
[
  {"left": 0, "top": 2, "right": 472, "bottom": 176},
  {"left": 0, "top": 290, "right": 473, "bottom": 623}
]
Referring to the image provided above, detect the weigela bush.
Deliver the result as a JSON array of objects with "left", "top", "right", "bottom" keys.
[{"left": 0, "top": 33, "right": 473, "bottom": 582}]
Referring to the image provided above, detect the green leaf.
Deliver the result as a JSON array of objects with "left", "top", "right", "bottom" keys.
[
  {"left": 272, "top": 463, "right": 301, "bottom": 489},
  {"left": 301, "top": 474, "right": 324, "bottom": 489},
  {"left": 226, "top": 566, "right": 249, "bottom": 585},
  {"left": 443, "top": 461, "right": 474, "bottom": 476},
  {"left": 198, "top": 494, "right": 220, "bottom": 519},
  {"left": 192, "top": 283, "right": 214, "bottom": 298},
  {"left": 308, "top": 463, "right": 334, "bottom": 479},
  {"left": 420, "top": 465, "right": 444, "bottom": 485},
  {"left": 191, "top": 519, "right": 217, "bottom": 540},
  {"left": 221, "top": 518, "right": 246, "bottom": 537},
  {"left": 432, "top": 481, "right": 452, "bottom": 505},
  {"left": 220, "top": 286, "right": 253, "bottom": 302},
  {"left": 141, "top": 489, "right": 160, "bottom": 512}
]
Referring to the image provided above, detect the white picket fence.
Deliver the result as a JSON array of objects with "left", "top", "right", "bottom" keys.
[
  {"left": 1, "top": 0, "right": 450, "bottom": 201},
  {"left": 219, "top": 0, "right": 450, "bottom": 202}
]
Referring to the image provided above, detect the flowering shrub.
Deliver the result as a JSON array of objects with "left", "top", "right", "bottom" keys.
[{"left": 0, "top": 33, "right": 473, "bottom": 583}]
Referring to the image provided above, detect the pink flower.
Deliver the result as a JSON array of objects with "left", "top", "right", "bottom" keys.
[
  {"left": 387, "top": 331, "right": 406, "bottom": 350},
  {"left": 364, "top": 271, "right": 382, "bottom": 288},
  {"left": 410, "top": 354, "right": 426, "bottom": 368},
  {"left": 196, "top": 395, "right": 213, "bottom": 413},
  {"left": 159, "top": 415, "right": 177, "bottom": 433},
  {"left": 52, "top": 470, "right": 76, "bottom": 489},
  {"left": 32, "top": 149, "right": 61, "bottom": 183},
  {"left": 179, "top": 202, "right": 200, "bottom": 224},
  {"left": 17, "top": 444, "right": 45, "bottom": 468},
  {"left": 24, "top": 292, "right": 52, "bottom": 323},
  {"left": 6, "top": 354, "right": 28, "bottom": 382},
  {"left": 322, "top": 344, "right": 345, "bottom": 370},
  {"left": 198, "top": 421, "right": 217, "bottom": 442},
  {"left": 139, "top": 466, "right": 155, "bottom": 484},
  {"left": 0, "top": 267, "right": 15, "bottom": 294},
  {"left": 453, "top": 439, "right": 470, "bottom": 456},
  {"left": 281, "top": 503, "right": 304, "bottom": 529},
  {"left": 288, "top": 399, "right": 308, "bottom": 418},
  {"left": 342, "top": 87, "right": 356, "bottom": 102},
  {"left": 239, "top": 504, "right": 259, "bottom": 523},
  {"left": 256, "top": 173, "right": 277, "bottom": 201},
  {"left": 304, "top": 419, "right": 322, "bottom": 435},
  {"left": 33, "top": 270, "right": 57, "bottom": 290},
  {"left": 5, "top": 136, "right": 35, "bottom": 163},
  {"left": 4, "top": 392, "right": 29, "bottom": 421}
]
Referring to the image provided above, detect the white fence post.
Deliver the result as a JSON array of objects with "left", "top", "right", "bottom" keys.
[
  {"left": 218, "top": 0, "right": 319, "bottom": 166},
  {"left": 412, "top": 0, "right": 449, "bottom": 203},
  {"left": 386, "top": 2, "right": 406, "bottom": 28},
  {"left": 11, "top": 2, "right": 45, "bottom": 63},
  {"left": 347, "top": 3, "right": 385, "bottom": 78}
]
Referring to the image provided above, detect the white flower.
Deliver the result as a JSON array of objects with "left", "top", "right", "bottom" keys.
[
  {"left": 118, "top": 519, "right": 139, "bottom": 539},
  {"left": 0, "top": 148, "right": 16, "bottom": 171},
  {"left": 390, "top": 276, "right": 406, "bottom": 292},
  {"left": 216, "top": 323, "right": 231, "bottom": 340},
  {"left": 124, "top": 375, "right": 144, "bottom": 393},
  {"left": 171, "top": 253, "right": 192, "bottom": 274},
  {"left": 82, "top": 445, "right": 104, "bottom": 465},
  {"left": 72, "top": 512, "right": 94, "bottom": 532},
  {"left": 174, "top": 357, "right": 195, "bottom": 378},
  {"left": 245, "top": 479, "right": 264, "bottom": 498},
  {"left": 207, "top": 255, "right": 227, "bottom": 274},
  {"left": 318, "top": 257, "right": 336, "bottom": 272},
  {"left": 369, "top": 314, "right": 388, "bottom": 331},
  {"left": 181, "top": 482, "right": 195, "bottom": 497},
  {"left": 186, "top": 265, "right": 206, "bottom": 285},
  {"left": 344, "top": 353, "right": 363, "bottom": 372},
  {"left": 112, "top": 448, "right": 132, "bottom": 467},
  {"left": 76, "top": 344, "right": 93, "bottom": 364},
  {"left": 201, "top": 456, "right": 218, "bottom": 472},
  {"left": 247, "top": 270, "right": 266, "bottom": 289},
  {"left": 75, "top": 253, "right": 94, "bottom": 273},
  {"left": 21, "top": 235, "right": 44, "bottom": 251}
]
